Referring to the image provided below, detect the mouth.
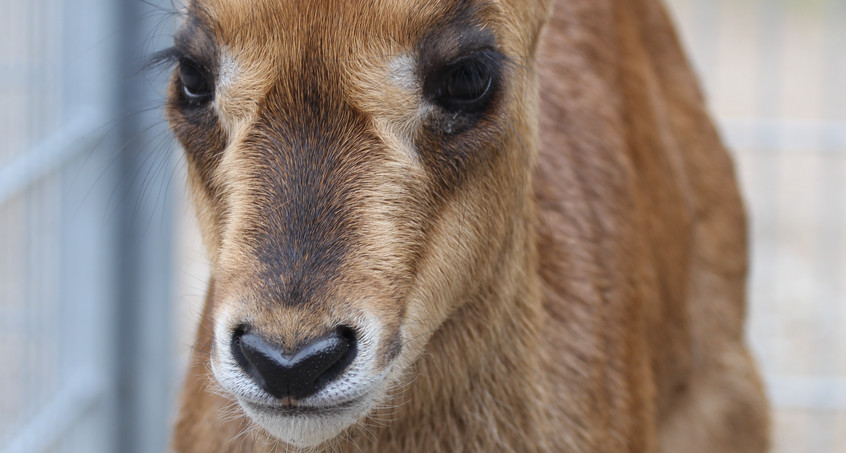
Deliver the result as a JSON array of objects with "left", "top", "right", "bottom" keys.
[
  {"left": 240, "top": 394, "right": 367, "bottom": 417},
  {"left": 236, "top": 392, "right": 378, "bottom": 447}
]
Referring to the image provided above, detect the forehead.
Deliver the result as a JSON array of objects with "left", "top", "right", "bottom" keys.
[{"left": 181, "top": 0, "right": 500, "bottom": 61}]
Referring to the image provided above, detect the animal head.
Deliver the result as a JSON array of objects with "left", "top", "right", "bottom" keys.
[{"left": 165, "top": 0, "right": 551, "bottom": 446}]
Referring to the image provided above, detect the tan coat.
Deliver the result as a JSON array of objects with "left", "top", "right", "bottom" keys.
[{"left": 167, "top": 0, "right": 770, "bottom": 451}]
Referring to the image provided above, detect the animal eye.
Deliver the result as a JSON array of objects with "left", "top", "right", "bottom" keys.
[
  {"left": 432, "top": 53, "right": 499, "bottom": 113},
  {"left": 178, "top": 59, "right": 213, "bottom": 105}
]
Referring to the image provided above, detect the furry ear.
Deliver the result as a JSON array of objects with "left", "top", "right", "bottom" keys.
[
  {"left": 533, "top": 0, "right": 556, "bottom": 25},
  {"left": 498, "top": 0, "right": 555, "bottom": 57}
]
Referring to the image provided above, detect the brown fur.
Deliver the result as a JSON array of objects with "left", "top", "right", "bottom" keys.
[{"left": 167, "top": 0, "right": 770, "bottom": 451}]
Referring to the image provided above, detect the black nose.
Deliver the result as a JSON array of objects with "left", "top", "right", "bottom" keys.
[{"left": 231, "top": 326, "right": 357, "bottom": 400}]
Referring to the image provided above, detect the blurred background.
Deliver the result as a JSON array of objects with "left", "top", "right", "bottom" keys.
[{"left": 0, "top": 0, "right": 843, "bottom": 452}]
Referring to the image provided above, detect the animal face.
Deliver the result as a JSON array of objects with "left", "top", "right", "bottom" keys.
[{"left": 165, "top": 0, "right": 549, "bottom": 446}]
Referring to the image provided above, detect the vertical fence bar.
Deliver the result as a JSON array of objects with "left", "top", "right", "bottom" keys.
[
  {"left": 114, "top": 1, "right": 177, "bottom": 452},
  {"left": 817, "top": 1, "right": 846, "bottom": 451},
  {"left": 60, "top": 0, "right": 122, "bottom": 451},
  {"left": 750, "top": 0, "right": 786, "bottom": 383},
  {"left": 689, "top": 0, "right": 721, "bottom": 93}
]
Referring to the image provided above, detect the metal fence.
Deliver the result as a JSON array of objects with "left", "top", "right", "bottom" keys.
[
  {"left": 0, "top": 1, "right": 176, "bottom": 452},
  {"left": 666, "top": 0, "right": 846, "bottom": 451}
]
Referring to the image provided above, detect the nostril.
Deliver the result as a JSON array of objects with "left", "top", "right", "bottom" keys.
[
  {"left": 230, "top": 325, "right": 358, "bottom": 400},
  {"left": 317, "top": 326, "right": 357, "bottom": 389},
  {"left": 230, "top": 324, "right": 262, "bottom": 387}
]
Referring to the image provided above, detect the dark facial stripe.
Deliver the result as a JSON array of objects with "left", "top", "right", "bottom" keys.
[{"left": 236, "top": 55, "right": 376, "bottom": 308}]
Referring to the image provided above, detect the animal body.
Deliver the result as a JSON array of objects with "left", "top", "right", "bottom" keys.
[{"left": 164, "top": 0, "right": 770, "bottom": 451}]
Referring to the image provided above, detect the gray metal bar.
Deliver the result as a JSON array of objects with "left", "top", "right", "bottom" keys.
[{"left": 113, "top": 1, "right": 178, "bottom": 452}]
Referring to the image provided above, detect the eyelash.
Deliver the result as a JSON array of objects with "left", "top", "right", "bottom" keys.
[
  {"left": 146, "top": 46, "right": 186, "bottom": 70},
  {"left": 148, "top": 46, "right": 215, "bottom": 107}
]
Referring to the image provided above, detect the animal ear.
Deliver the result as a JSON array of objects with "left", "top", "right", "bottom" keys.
[
  {"left": 500, "top": 0, "right": 555, "bottom": 56},
  {"left": 533, "top": 0, "right": 556, "bottom": 46},
  {"left": 534, "top": 0, "right": 556, "bottom": 19}
]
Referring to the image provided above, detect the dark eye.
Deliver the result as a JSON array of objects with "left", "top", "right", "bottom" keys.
[
  {"left": 432, "top": 52, "right": 500, "bottom": 113},
  {"left": 178, "top": 59, "right": 213, "bottom": 105}
]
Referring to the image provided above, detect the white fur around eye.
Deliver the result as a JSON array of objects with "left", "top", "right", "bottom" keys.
[
  {"left": 387, "top": 54, "right": 418, "bottom": 92},
  {"left": 217, "top": 50, "right": 239, "bottom": 90},
  {"left": 377, "top": 54, "right": 435, "bottom": 165},
  {"left": 213, "top": 50, "right": 252, "bottom": 144}
]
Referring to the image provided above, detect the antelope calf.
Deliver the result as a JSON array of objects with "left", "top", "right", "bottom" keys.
[{"left": 164, "top": 0, "right": 770, "bottom": 451}]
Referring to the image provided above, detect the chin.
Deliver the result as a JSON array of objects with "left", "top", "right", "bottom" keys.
[{"left": 237, "top": 391, "right": 381, "bottom": 448}]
